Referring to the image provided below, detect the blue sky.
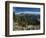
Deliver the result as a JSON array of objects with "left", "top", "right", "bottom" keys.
[{"left": 13, "top": 7, "right": 40, "bottom": 14}]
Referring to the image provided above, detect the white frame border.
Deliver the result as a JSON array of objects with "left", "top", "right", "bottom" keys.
[{"left": 9, "top": 3, "right": 44, "bottom": 35}]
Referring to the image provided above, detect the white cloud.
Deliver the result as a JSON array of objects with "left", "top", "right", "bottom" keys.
[{"left": 15, "top": 11, "right": 40, "bottom": 15}]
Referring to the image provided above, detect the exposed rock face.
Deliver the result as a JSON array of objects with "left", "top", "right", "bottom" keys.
[{"left": 13, "top": 13, "right": 40, "bottom": 31}]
